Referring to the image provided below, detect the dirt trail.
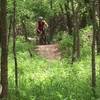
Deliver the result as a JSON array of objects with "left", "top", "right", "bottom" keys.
[{"left": 36, "top": 44, "right": 61, "bottom": 60}]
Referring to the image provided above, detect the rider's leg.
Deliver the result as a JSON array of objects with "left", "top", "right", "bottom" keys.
[
  {"left": 43, "top": 30, "right": 47, "bottom": 45},
  {"left": 39, "top": 34, "right": 43, "bottom": 45},
  {"left": 39, "top": 30, "right": 45, "bottom": 45}
]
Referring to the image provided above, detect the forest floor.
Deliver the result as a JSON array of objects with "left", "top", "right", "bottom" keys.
[{"left": 36, "top": 44, "right": 61, "bottom": 60}]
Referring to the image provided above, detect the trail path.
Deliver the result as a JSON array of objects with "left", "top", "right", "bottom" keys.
[{"left": 36, "top": 44, "right": 61, "bottom": 60}]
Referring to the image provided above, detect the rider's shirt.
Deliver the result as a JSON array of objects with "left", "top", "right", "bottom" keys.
[
  {"left": 37, "top": 20, "right": 48, "bottom": 32},
  {"left": 38, "top": 21, "right": 45, "bottom": 31}
]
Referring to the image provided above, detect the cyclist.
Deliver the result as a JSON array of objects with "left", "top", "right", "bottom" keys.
[{"left": 36, "top": 16, "right": 48, "bottom": 45}]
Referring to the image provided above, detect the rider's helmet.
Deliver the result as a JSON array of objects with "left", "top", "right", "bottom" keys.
[{"left": 38, "top": 16, "right": 43, "bottom": 21}]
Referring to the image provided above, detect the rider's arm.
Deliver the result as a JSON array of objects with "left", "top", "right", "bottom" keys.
[{"left": 43, "top": 20, "right": 48, "bottom": 28}]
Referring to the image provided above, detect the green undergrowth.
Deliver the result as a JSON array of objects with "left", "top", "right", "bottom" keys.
[
  {"left": 8, "top": 36, "right": 100, "bottom": 100},
  {"left": 58, "top": 26, "right": 92, "bottom": 59}
]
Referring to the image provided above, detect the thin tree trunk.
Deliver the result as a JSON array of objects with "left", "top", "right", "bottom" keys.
[
  {"left": 99, "top": 0, "right": 100, "bottom": 28},
  {"left": 76, "top": 30, "right": 80, "bottom": 58},
  {"left": 8, "top": 16, "right": 13, "bottom": 43},
  {"left": 59, "top": 3, "right": 64, "bottom": 14},
  {"left": 0, "top": 0, "right": 8, "bottom": 99},
  {"left": 91, "top": 0, "right": 96, "bottom": 96},
  {"left": 96, "top": 31, "right": 100, "bottom": 54},
  {"left": 13, "top": 0, "right": 18, "bottom": 93},
  {"left": 71, "top": 0, "right": 80, "bottom": 63},
  {"left": 0, "top": 16, "right": 1, "bottom": 46},
  {"left": 71, "top": 0, "right": 77, "bottom": 63},
  {"left": 50, "top": 0, "right": 53, "bottom": 9},
  {"left": 21, "top": 20, "right": 32, "bottom": 57},
  {"left": 96, "top": 0, "right": 100, "bottom": 54},
  {"left": 0, "top": 1, "right": 1, "bottom": 46},
  {"left": 64, "top": 2, "right": 73, "bottom": 34},
  {"left": 21, "top": 20, "right": 28, "bottom": 41},
  {"left": 76, "top": 10, "right": 80, "bottom": 58}
]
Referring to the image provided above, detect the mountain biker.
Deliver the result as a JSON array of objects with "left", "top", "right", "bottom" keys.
[{"left": 36, "top": 16, "right": 48, "bottom": 45}]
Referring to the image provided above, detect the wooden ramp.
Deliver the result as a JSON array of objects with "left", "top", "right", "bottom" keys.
[{"left": 36, "top": 44, "right": 61, "bottom": 60}]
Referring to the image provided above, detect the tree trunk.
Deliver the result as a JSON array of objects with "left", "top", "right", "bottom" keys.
[
  {"left": 96, "top": 0, "right": 100, "bottom": 54},
  {"left": 0, "top": 0, "right": 8, "bottom": 99},
  {"left": 76, "top": 10, "right": 80, "bottom": 58},
  {"left": 91, "top": 0, "right": 96, "bottom": 96},
  {"left": 0, "top": 17, "right": 1, "bottom": 46},
  {"left": 59, "top": 3, "right": 64, "bottom": 14},
  {"left": 64, "top": 2, "right": 73, "bottom": 34},
  {"left": 13, "top": 0, "right": 18, "bottom": 93},
  {"left": 71, "top": 0, "right": 77, "bottom": 63},
  {"left": 21, "top": 20, "right": 28, "bottom": 41},
  {"left": 8, "top": 16, "right": 13, "bottom": 43},
  {"left": 50, "top": 0, "right": 53, "bottom": 9},
  {"left": 71, "top": 0, "right": 80, "bottom": 63},
  {"left": 0, "top": 7, "right": 1, "bottom": 45},
  {"left": 96, "top": 31, "right": 100, "bottom": 54},
  {"left": 76, "top": 30, "right": 80, "bottom": 58}
]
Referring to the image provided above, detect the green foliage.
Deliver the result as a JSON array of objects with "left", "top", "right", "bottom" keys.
[
  {"left": 32, "top": 0, "right": 52, "bottom": 18},
  {"left": 8, "top": 37, "right": 100, "bottom": 100},
  {"left": 58, "top": 32, "right": 73, "bottom": 58},
  {"left": 80, "top": 26, "right": 92, "bottom": 58},
  {"left": 58, "top": 26, "right": 92, "bottom": 59},
  {"left": 6, "top": 0, "right": 100, "bottom": 99}
]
